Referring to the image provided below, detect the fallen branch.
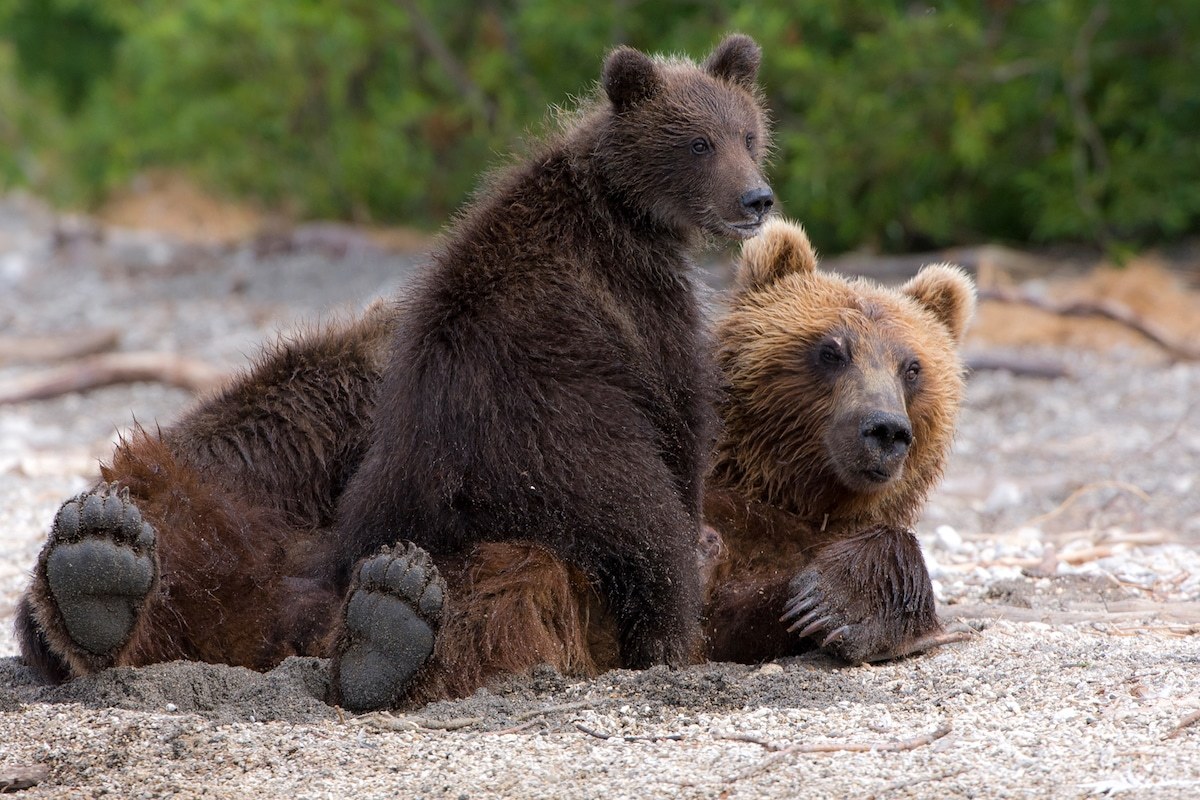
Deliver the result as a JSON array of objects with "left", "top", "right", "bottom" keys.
[
  {"left": 491, "top": 719, "right": 547, "bottom": 736},
  {"left": 966, "top": 352, "right": 1070, "bottom": 379},
  {"left": 727, "top": 723, "right": 952, "bottom": 783},
  {"left": 573, "top": 723, "right": 683, "bottom": 743},
  {"left": 862, "top": 627, "right": 977, "bottom": 663},
  {"left": 0, "top": 765, "right": 48, "bottom": 793},
  {"left": 941, "top": 601, "right": 1200, "bottom": 627},
  {"left": 1165, "top": 709, "right": 1200, "bottom": 740},
  {"left": 514, "top": 700, "right": 594, "bottom": 721},
  {"left": 349, "top": 712, "right": 485, "bottom": 732},
  {"left": 716, "top": 733, "right": 779, "bottom": 750},
  {"left": 0, "top": 328, "right": 120, "bottom": 365},
  {"left": 977, "top": 287, "right": 1200, "bottom": 360},
  {"left": 0, "top": 352, "right": 229, "bottom": 403},
  {"left": 491, "top": 701, "right": 598, "bottom": 735}
]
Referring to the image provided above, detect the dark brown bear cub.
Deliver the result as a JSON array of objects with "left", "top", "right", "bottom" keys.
[
  {"left": 328, "top": 33, "right": 772, "bottom": 709},
  {"left": 703, "top": 218, "right": 976, "bottom": 665},
  {"left": 15, "top": 35, "right": 774, "bottom": 712}
]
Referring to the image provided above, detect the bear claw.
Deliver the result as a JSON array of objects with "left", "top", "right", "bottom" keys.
[
  {"left": 41, "top": 484, "right": 157, "bottom": 657},
  {"left": 333, "top": 542, "right": 446, "bottom": 712}
]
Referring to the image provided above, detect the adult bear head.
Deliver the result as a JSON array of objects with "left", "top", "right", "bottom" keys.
[{"left": 712, "top": 218, "right": 976, "bottom": 530}]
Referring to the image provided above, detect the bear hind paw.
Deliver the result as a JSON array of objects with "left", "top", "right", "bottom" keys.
[
  {"left": 39, "top": 484, "right": 157, "bottom": 659},
  {"left": 331, "top": 542, "right": 446, "bottom": 712}
]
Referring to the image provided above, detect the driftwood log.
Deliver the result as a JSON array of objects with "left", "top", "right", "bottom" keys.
[
  {"left": 0, "top": 329, "right": 120, "bottom": 366},
  {"left": 977, "top": 287, "right": 1200, "bottom": 361},
  {"left": 0, "top": 352, "right": 228, "bottom": 404}
]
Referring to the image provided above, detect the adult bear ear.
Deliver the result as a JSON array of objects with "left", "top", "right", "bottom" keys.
[
  {"left": 735, "top": 218, "right": 817, "bottom": 291},
  {"left": 603, "top": 46, "right": 662, "bottom": 112},
  {"left": 901, "top": 264, "right": 977, "bottom": 344},
  {"left": 703, "top": 33, "right": 761, "bottom": 90}
]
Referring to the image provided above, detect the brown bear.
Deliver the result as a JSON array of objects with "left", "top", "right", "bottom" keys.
[
  {"left": 15, "top": 34, "right": 774, "bottom": 711},
  {"left": 701, "top": 217, "right": 976, "bottom": 665}
]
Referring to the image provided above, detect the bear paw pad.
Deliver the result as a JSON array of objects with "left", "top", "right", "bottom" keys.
[
  {"left": 42, "top": 484, "right": 157, "bottom": 656},
  {"left": 334, "top": 542, "right": 445, "bottom": 712}
]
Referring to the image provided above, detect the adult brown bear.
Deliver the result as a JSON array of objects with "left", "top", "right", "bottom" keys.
[
  {"left": 702, "top": 218, "right": 976, "bottom": 665},
  {"left": 15, "top": 35, "right": 774, "bottom": 712}
]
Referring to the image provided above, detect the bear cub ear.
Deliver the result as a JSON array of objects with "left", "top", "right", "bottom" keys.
[
  {"left": 735, "top": 218, "right": 818, "bottom": 291},
  {"left": 603, "top": 46, "right": 663, "bottom": 112},
  {"left": 703, "top": 33, "right": 762, "bottom": 90},
  {"left": 901, "top": 264, "right": 977, "bottom": 344}
]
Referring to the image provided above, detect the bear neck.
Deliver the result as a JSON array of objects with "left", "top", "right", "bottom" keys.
[{"left": 450, "top": 126, "right": 700, "bottom": 290}]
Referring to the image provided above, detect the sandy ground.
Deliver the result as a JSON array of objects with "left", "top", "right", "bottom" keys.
[{"left": 2, "top": 193, "right": 1199, "bottom": 798}]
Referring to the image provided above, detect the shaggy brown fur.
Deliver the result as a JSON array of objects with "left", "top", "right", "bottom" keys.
[
  {"left": 16, "top": 303, "right": 394, "bottom": 680},
  {"left": 16, "top": 35, "right": 772, "bottom": 708},
  {"left": 703, "top": 218, "right": 975, "bottom": 663},
  {"left": 328, "top": 33, "right": 772, "bottom": 670}
]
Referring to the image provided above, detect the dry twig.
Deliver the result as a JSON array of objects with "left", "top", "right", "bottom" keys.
[
  {"left": 1165, "top": 709, "right": 1200, "bottom": 740},
  {"left": 573, "top": 723, "right": 683, "bottom": 743},
  {"left": 943, "top": 601, "right": 1200, "bottom": 627},
  {"left": 514, "top": 700, "right": 593, "bottom": 721},
  {"left": 491, "top": 719, "right": 547, "bottom": 736},
  {"left": 0, "top": 765, "right": 49, "bottom": 793},
  {"left": 716, "top": 733, "right": 780, "bottom": 750},
  {"left": 349, "top": 712, "right": 484, "bottom": 732},
  {"left": 966, "top": 352, "right": 1071, "bottom": 379},
  {"left": 491, "top": 701, "right": 597, "bottom": 736},
  {"left": 727, "top": 724, "right": 953, "bottom": 783}
]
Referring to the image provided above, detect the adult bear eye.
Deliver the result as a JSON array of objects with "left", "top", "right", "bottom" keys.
[
  {"left": 819, "top": 343, "right": 846, "bottom": 367},
  {"left": 905, "top": 360, "right": 922, "bottom": 382},
  {"left": 745, "top": 133, "right": 755, "bottom": 151},
  {"left": 690, "top": 137, "right": 711, "bottom": 155}
]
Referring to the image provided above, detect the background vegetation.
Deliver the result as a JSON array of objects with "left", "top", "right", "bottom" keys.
[{"left": 1, "top": 0, "right": 1197, "bottom": 253}]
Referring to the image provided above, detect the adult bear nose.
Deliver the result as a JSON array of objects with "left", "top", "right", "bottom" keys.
[
  {"left": 740, "top": 187, "right": 774, "bottom": 217},
  {"left": 860, "top": 411, "right": 913, "bottom": 455}
]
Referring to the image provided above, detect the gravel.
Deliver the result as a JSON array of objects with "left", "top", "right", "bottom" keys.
[{"left": 1, "top": 194, "right": 1198, "bottom": 798}]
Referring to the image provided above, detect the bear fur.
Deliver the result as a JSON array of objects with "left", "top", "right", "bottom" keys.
[
  {"left": 702, "top": 218, "right": 976, "bottom": 664},
  {"left": 15, "top": 35, "right": 774, "bottom": 710},
  {"left": 327, "top": 32, "right": 773, "bottom": 679}
]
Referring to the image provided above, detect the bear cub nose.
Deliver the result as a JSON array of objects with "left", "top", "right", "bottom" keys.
[
  {"left": 860, "top": 411, "right": 913, "bottom": 455},
  {"left": 740, "top": 187, "right": 774, "bottom": 218}
]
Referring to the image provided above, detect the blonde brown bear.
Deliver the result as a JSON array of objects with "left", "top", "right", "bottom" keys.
[{"left": 703, "top": 217, "right": 976, "bottom": 664}]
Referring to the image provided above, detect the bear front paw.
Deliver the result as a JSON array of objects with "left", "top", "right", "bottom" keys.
[
  {"left": 779, "top": 527, "right": 946, "bottom": 664},
  {"left": 780, "top": 568, "right": 865, "bottom": 659},
  {"left": 331, "top": 542, "right": 446, "bottom": 712}
]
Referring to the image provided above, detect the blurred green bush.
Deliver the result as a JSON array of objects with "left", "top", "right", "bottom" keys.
[{"left": 1, "top": 0, "right": 1197, "bottom": 252}]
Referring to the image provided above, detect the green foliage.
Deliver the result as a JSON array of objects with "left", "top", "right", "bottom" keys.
[{"left": 0, "top": 0, "right": 1197, "bottom": 250}]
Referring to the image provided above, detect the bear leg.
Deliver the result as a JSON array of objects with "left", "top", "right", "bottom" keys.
[
  {"left": 329, "top": 543, "right": 446, "bottom": 712},
  {"left": 781, "top": 526, "right": 950, "bottom": 663},
  {"left": 24, "top": 484, "right": 158, "bottom": 677}
]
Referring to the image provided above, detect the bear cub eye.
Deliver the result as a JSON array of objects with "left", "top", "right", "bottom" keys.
[
  {"left": 690, "top": 137, "right": 712, "bottom": 155},
  {"left": 745, "top": 133, "right": 755, "bottom": 151}
]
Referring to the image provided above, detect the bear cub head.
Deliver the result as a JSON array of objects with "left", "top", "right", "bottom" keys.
[
  {"left": 593, "top": 34, "right": 774, "bottom": 240},
  {"left": 713, "top": 218, "right": 976, "bottom": 529}
]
